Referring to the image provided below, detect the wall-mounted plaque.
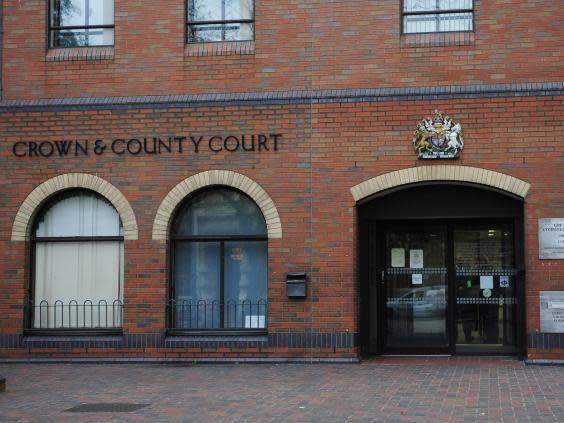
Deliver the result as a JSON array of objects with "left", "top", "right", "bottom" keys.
[
  {"left": 539, "top": 218, "right": 564, "bottom": 259},
  {"left": 540, "top": 291, "right": 564, "bottom": 333},
  {"left": 412, "top": 110, "right": 464, "bottom": 159}
]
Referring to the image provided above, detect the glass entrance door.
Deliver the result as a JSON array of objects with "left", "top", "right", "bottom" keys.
[
  {"left": 378, "top": 221, "right": 518, "bottom": 354},
  {"left": 383, "top": 226, "right": 448, "bottom": 351},
  {"left": 454, "top": 224, "right": 517, "bottom": 353}
]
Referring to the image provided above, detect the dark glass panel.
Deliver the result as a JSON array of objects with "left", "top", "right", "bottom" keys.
[
  {"left": 385, "top": 228, "right": 448, "bottom": 349},
  {"left": 454, "top": 224, "right": 517, "bottom": 352},
  {"left": 173, "top": 189, "right": 266, "bottom": 237},
  {"left": 173, "top": 242, "right": 221, "bottom": 329}
]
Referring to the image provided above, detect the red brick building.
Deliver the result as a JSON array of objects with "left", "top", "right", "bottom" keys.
[{"left": 0, "top": 1, "right": 563, "bottom": 362}]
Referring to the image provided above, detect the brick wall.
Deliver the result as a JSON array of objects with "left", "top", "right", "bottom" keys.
[
  {"left": 1, "top": 1, "right": 563, "bottom": 100},
  {"left": 0, "top": 93, "right": 562, "bottom": 359}
]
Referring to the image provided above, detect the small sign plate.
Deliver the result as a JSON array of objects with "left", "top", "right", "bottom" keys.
[
  {"left": 539, "top": 218, "right": 564, "bottom": 259},
  {"left": 540, "top": 291, "right": 564, "bottom": 333}
]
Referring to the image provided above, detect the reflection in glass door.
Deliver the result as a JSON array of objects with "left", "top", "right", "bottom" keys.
[
  {"left": 384, "top": 227, "right": 448, "bottom": 350},
  {"left": 454, "top": 224, "right": 517, "bottom": 353}
]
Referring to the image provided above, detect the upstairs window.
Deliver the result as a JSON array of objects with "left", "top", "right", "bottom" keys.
[
  {"left": 49, "top": 0, "right": 115, "bottom": 47},
  {"left": 187, "top": 0, "right": 254, "bottom": 43},
  {"left": 402, "top": 0, "right": 473, "bottom": 34}
]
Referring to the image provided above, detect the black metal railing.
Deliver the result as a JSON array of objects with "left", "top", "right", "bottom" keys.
[
  {"left": 167, "top": 299, "right": 267, "bottom": 331},
  {"left": 26, "top": 300, "right": 123, "bottom": 330}
]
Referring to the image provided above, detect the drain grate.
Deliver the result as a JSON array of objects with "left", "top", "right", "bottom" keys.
[{"left": 66, "top": 403, "right": 150, "bottom": 413}]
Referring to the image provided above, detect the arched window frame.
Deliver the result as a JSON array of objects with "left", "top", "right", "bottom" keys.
[
  {"left": 26, "top": 189, "right": 125, "bottom": 335},
  {"left": 167, "top": 186, "right": 268, "bottom": 335}
]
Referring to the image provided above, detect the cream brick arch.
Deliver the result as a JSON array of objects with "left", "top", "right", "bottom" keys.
[
  {"left": 350, "top": 165, "right": 530, "bottom": 202},
  {"left": 11, "top": 173, "right": 138, "bottom": 241},
  {"left": 152, "top": 170, "right": 282, "bottom": 240}
]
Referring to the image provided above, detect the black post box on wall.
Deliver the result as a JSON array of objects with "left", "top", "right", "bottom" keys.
[{"left": 286, "top": 272, "right": 307, "bottom": 298}]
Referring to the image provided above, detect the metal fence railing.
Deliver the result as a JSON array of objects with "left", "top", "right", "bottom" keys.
[
  {"left": 167, "top": 299, "right": 267, "bottom": 331},
  {"left": 26, "top": 300, "right": 123, "bottom": 330}
]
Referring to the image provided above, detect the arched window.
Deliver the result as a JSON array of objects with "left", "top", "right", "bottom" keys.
[
  {"left": 169, "top": 188, "right": 267, "bottom": 333},
  {"left": 29, "top": 191, "right": 124, "bottom": 332}
]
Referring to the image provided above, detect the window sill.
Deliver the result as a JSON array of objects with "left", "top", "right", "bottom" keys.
[
  {"left": 185, "top": 40, "right": 255, "bottom": 57},
  {"left": 24, "top": 329, "right": 123, "bottom": 337},
  {"left": 46, "top": 46, "right": 115, "bottom": 62},
  {"left": 401, "top": 31, "right": 475, "bottom": 48},
  {"left": 165, "top": 334, "right": 268, "bottom": 347},
  {"left": 166, "top": 329, "right": 267, "bottom": 338}
]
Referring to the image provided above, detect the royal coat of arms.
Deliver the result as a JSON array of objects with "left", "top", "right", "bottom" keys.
[{"left": 413, "top": 111, "right": 464, "bottom": 159}]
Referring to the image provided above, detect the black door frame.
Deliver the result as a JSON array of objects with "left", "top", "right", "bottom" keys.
[{"left": 360, "top": 217, "right": 525, "bottom": 358}]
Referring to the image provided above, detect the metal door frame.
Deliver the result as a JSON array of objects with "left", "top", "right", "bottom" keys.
[{"left": 361, "top": 217, "right": 524, "bottom": 357}]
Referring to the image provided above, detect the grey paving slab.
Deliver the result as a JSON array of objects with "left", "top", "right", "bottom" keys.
[{"left": 0, "top": 357, "right": 563, "bottom": 422}]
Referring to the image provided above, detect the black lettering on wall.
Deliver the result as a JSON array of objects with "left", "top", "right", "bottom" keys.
[
  {"left": 209, "top": 136, "right": 223, "bottom": 153},
  {"left": 127, "top": 139, "right": 142, "bottom": 155},
  {"left": 258, "top": 134, "right": 269, "bottom": 151},
  {"left": 13, "top": 142, "right": 27, "bottom": 157},
  {"left": 174, "top": 137, "right": 186, "bottom": 153},
  {"left": 190, "top": 136, "right": 204, "bottom": 153},
  {"left": 12, "top": 133, "right": 282, "bottom": 158},
  {"left": 54, "top": 141, "right": 72, "bottom": 156},
  {"left": 223, "top": 136, "right": 240, "bottom": 152},
  {"left": 94, "top": 140, "right": 106, "bottom": 155},
  {"left": 159, "top": 137, "right": 172, "bottom": 154},
  {"left": 28, "top": 142, "right": 38, "bottom": 157},
  {"left": 144, "top": 138, "right": 157, "bottom": 154},
  {"left": 75, "top": 140, "right": 88, "bottom": 156},
  {"left": 112, "top": 139, "right": 126, "bottom": 155},
  {"left": 270, "top": 134, "right": 282, "bottom": 151},
  {"left": 39, "top": 141, "right": 54, "bottom": 157},
  {"left": 241, "top": 135, "right": 256, "bottom": 151}
]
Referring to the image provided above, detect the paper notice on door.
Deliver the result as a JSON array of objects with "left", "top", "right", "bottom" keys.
[
  {"left": 499, "top": 275, "right": 509, "bottom": 288},
  {"left": 391, "top": 248, "right": 405, "bottom": 267},
  {"left": 409, "top": 249, "right": 424, "bottom": 269},
  {"left": 480, "top": 275, "right": 494, "bottom": 289},
  {"left": 412, "top": 273, "right": 423, "bottom": 285}
]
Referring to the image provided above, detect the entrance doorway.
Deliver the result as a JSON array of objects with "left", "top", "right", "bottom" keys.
[{"left": 359, "top": 184, "right": 525, "bottom": 356}]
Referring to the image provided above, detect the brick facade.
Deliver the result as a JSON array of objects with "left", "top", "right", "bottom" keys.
[{"left": 0, "top": 1, "right": 563, "bottom": 362}]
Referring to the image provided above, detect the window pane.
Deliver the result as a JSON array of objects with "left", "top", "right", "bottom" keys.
[
  {"left": 224, "top": 241, "right": 267, "bottom": 328},
  {"left": 33, "top": 241, "right": 124, "bottom": 328},
  {"left": 188, "top": 23, "right": 254, "bottom": 42},
  {"left": 52, "top": 0, "right": 114, "bottom": 26},
  {"left": 404, "top": 15, "right": 437, "bottom": 33},
  {"left": 189, "top": 0, "right": 253, "bottom": 22},
  {"left": 404, "top": 13, "right": 472, "bottom": 33},
  {"left": 404, "top": 0, "right": 472, "bottom": 12},
  {"left": 189, "top": 0, "right": 223, "bottom": 21},
  {"left": 36, "top": 193, "right": 122, "bottom": 237},
  {"left": 438, "top": 13, "right": 473, "bottom": 32},
  {"left": 225, "top": 0, "right": 253, "bottom": 20},
  {"left": 88, "top": 0, "right": 114, "bottom": 25},
  {"left": 54, "top": 0, "right": 87, "bottom": 27},
  {"left": 51, "top": 28, "right": 114, "bottom": 47},
  {"left": 439, "top": 0, "right": 472, "bottom": 10},
  {"left": 173, "top": 242, "right": 221, "bottom": 328},
  {"left": 173, "top": 189, "right": 266, "bottom": 236}
]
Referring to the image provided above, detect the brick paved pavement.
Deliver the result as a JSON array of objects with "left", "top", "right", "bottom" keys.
[{"left": 0, "top": 357, "right": 563, "bottom": 423}]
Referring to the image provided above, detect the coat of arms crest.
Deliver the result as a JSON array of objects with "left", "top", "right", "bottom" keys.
[{"left": 413, "top": 110, "right": 464, "bottom": 159}]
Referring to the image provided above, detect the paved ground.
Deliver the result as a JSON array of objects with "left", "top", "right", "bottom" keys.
[{"left": 0, "top": 357, "right": 563, "bottom": 423}]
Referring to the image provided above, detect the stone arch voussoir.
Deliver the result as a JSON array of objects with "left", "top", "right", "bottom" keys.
[
  {"left": 152, "top": 170, "right": 282, "bottom": 240},
  {"left": 350, "top": 165, "right": 530, "bottom": 202},
  {"left": 11, "top": 173, "right": 138, "bottom": 241}
]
